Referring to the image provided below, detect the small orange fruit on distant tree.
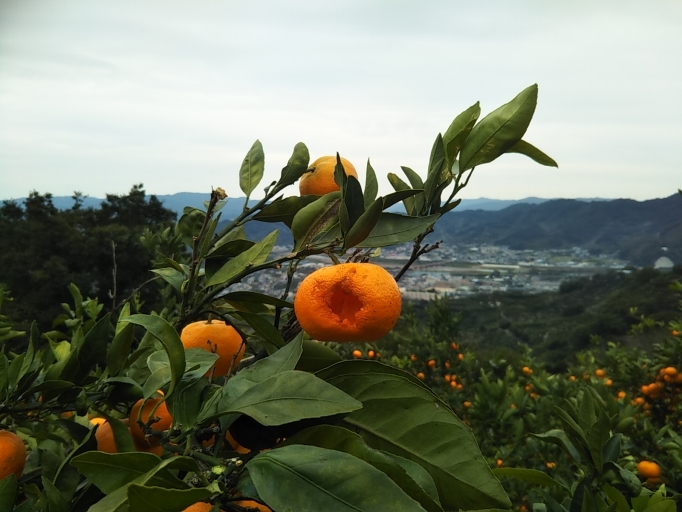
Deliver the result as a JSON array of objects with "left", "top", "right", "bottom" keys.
[
  {"left": 496, "top": 459, "right": 503, "bottom": 467},
  {"left": 427, "top": 359, "right": 436, "bottom": 368},
  {"left": 463, "top": 401, "right": 472, "bottom": 408},
  {"left": 352, "top": 349, "right": 362, "bottom": 359},
  {"left": 663, "top": 366, "right": 678, "bottom": 376},
  {"left": 522, "top": 366, "right": 532, "bottom": 375},
  {"left": 294, "top": 263, "right": 401, "bottom": 342},
  {"left": 416, "top": 372, "right": 425, "bottom": 380},
  {"left": 605, "top": 379, "right": 613, "bottom": 387},
  {"left": 367, "top": 350, "right": 375, "bottom": 359},
  {"left": 410, "top": 354, "right": 418, "bottom": 362},
  {"left": 129, "top": 393, "right": 173, "bottom": 449},
  {"left": 299, "top": 155, "right": 358, "bottom": 196},
  {"left": 458, "top": 353, "right": 464, "bottom": 361},
  {"left": 0, "top": 430, "right": 26, "bottom": 481},
  {"left": 637, "top": 460, "right": 661, "bottom": 479},
  {"left": 181, "top": 320, "right": 245, "bottom": 377},
  {"left": 595, "top": 369, "right": 606, "bottom": 378}
]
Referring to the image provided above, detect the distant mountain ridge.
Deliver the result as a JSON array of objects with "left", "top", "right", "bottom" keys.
[
  {"left": 4, "top": 192, "right": 602, "bottom": 216},
  {"left": 6, "top": 192, "right": 679, "bottom": 267}
]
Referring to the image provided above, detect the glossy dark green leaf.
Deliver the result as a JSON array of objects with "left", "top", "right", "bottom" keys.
[
  {"left": 0, "top": 349, "right": 8, "bottom": 400},
  {"left": 127, "top": 485, "right": 214, "bottom": 512},
  {"left": 107, "top": 323, "right": 136, "bottom": 376},
  {"left": 442, "top": 102, "right": 480, "bottom": 170},
  {"left": 236, "top": 311, "right": 284, "bottom": 350},
  {"left": 121, "top": 315, "right": 185, "bottom": 398},
  {"left": 252, "top": 196, "right": 318, "bottom": 226},
  {"left": 602, "top": 483, "right": 630, "bottom": 512},
  {"left": 356, "top": 213, "right": 440, "bottom": 248},
  {"left": 239, "top": 140, "right": 265, "bottom": 197},
  {"left": 382, "top": 190, "right": 424, "bottom": 211},
  {"left": 507, "top": 139, "right": 558, "bottom": 167},
  {"left": 364, "top": 160, "right": 379, "bottom": 209},
  {"left": 223, "top": 370, "right": 362, "bottom": 426},
  {"left": 287, "top": 425, "right": 443, "bottom": 512},
  {"left": 493, "top": 468, "right": 567, "bottom": 490},
  {"left": 340, "top": 175, "right": 365, "bottom": 236},
  {"left": 532, "top": 429, "right": 582, "bottom": 463},
  {"left": 423, "top": 135, "right": 448, "bottom": 212},
  {"left": 278, "top": 142, "right": 310, "bottom": 189},
  {"left": 0, "top": 475, "right": 17, "bottom": 512},
  {"left": 42, "top": 476, "right": 69, "bottom": 512},
  {"left": 291, "top": 192, "right": 341, "bottom": 251},
  {"left": 322, "top": 370, "right": 511, "bottom": 511},
  {"left": 316, "top": 361, "right": 435, "bottom": 396},
  {"left": 460, "top": 84, "right": 538, "bottom": 171},
  {"left": 400, "top": 167, "right": 425, "bottom": 213},
  {"left": 296, "top": 339, "right": 343, "bottom": 373},
  {"left": 71, "top": 452, "right": 192, "bottom": 495},
  {"left": 205, "top": 230, "right": 278, "bottom": 287},
  {"left": 198, "top": 336, "right": 302, "bottom": 423},
  {"left": 166, "top": 377, "right": 208, "bottom": 431},
  {"left": 248, "top": 444, "right": 427, "bottom": 512},
  {"left": 388, "top": 173, "right": 417, "bottom": 215},
  {"left": 150, "top": 267, "right": 185, "bottom": 291},
  {"left": 343, "top": 197, "right": 383, "bottom": 249},
  {"left": 100, "top": 414, "right": 138, "bottom": 453},
  {"left": 177, "top": 208, "right": 206, "bottom": 246}
]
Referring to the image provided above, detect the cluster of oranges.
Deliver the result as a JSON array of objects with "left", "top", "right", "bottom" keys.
[
  {"left": 630, "top": 366, "right": 682, "bottom": 418},
  {"left": 351, "top": 349, "right": 382, "bottom": 359}
]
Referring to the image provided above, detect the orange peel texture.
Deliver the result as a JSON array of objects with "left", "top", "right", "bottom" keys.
[
  {"left": 181, "top": 320, "right": 245, "bottom": 377},
  {"left": 299, "top": 155, "right": 358, "bottom": 196},
  {"left": 294, "top": 263, "right": 401, "bottom": 342}
]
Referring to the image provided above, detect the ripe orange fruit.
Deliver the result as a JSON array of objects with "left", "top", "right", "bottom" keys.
[
  {"left": 595, "top": 369, "right": 606, "bottom": 378},
  {"left": 463, "top": 401, "right": 472, "bottom": 408},
  {"left": 416, "top": 372, "right": 425, "bottom": 380},
  {"left": 444, "top": 374, "right": 451, "bottom": 382},
  {"left": 410, "top": 354, "right": 418, "bottom": 362},
  {"left": 129, "top": 394, "right": 173, "bottom": 449},
  {"left": 672, "top": 330, "right": 680, "bottom": 337},
  {"left": 225, "top": 431, "right": 250, "bottom": 455},
  {"left": 375, "top": 352, "right": 381, "bottom": 359},
  {"left": 637, "top": 460, "right": 661, "bottom": 479},
  {"left": 458, "top": 353, "right": 464, "bottom": 361},
  {"left": 546, "top": 461, "right": 556, "bottom": 469},
  {"left": 180, "top": 320, "right": 245, "bottom": 377},
  {"left": 367, "top": 350, "right": 375, "bottom": 359},
  {"left": 444, "top": 361, "right": 451, "bottom": 369},
  {"left": 450, "top": 380, "right": 457, "bottom": 388},
  {"left": 427, "top": 359, "right": 436, "bottom": 368},
  {"left": 496, "top": 459, "right": 503, "bottom": 467},
  {"left": 663, "top": 366, "right": 678, "bottom": 376},
  {"left": 299, "top": 156, "right": 358, "bottom": 196},
  {"left": 94, "top": 421, "right": 119, "bottom": 454},
  {"left": 0, "top": 430, "right": 26, "bottom": 481},
  {"left": 605, "top": 379, "right": 613, "bottom": 387},
  {"left": 569, "top": 375, "right": 576, "bottom": 382},
  {"left": 352, "top": 349, "right": 362, "bottom": 359},
  {"left": 294, "top": 263, "right": 401, "bottom": 342},
  {"left": 182, "top": 503, "right": 225, "bottom": 512},
  {"left": 617, "top": 391, "right": 626, "bottom": 399},
  {"left": 450, "top": 342, "right": 459, "bottom": 350},
  {"left": 522, "top": 366, "right": 532, "bottom": 375}
]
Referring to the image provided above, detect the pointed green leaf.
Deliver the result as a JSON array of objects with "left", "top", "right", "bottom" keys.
[
  {"left": 364, "top": 160, "right": 379, "bottom": 209},
  {"left": 205, "top": 230, "right": 278, "bottom": 287},
  {"left": 493, "top": 468, "right": 568, "bottom": 490},
  {"left": 248, "top": 444, "right": 427, "bottom": 512},
  {"left": 460, "top": 84, "right": 538, "bottom": 171},
  {"left": 120, "top": 314, "right": 185, "bottom": 398},
  {"left": 343, "top": 197, "right": 383, "bottom": 249},
  {"left": 221, "top": 291, "right": 293, "bottom": 309},
  {"left": 252, "top": 196, "right": 318, "bottom": 226},
  {"left": 0, "top": 475, "right": 17, "bottom": 512},
  {"left": 388, "top": 173, "right": 417, "bottom": 215},
  {"left": 340, "top": 175, "right": 365, "bottom": 235},
  {"left": 356, "top": 213, "right": 440, "bottom": 248},
  {"left": 322, "top": 370, "right": 511, "bottom": 510},
  {"left": 442, "top": 102, "right": 480, "bottom": 170},
  {"left": 107, "top": 323, "right": 136, "bottom": 376},
  {"left": 278, "top": 142, "right": 310, "bottom": 189},
  {"left": 507, "top": 139, "right": 558, "bottom": 167},
  {"left": 286, "top": 425, "right": 443, "bottom": 512},
  {"left": 291, "top": 192, "right": 341, "bottom": 251},
  {"left": 239, "top": 140, "right": 265, "bottom": 197},
  {"left": 236, "top": 311, "right": 284, "bottom": 350},
  {"left": 296, "top": 338, "right": 343, "bottom": 373},
  {"left": 400, "top": 167, "right": 425, "bottom": 213}
]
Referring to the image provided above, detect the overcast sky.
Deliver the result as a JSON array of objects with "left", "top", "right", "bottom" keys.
[{"left": 1, "top": 1, "right": 681, "bottom": 202}]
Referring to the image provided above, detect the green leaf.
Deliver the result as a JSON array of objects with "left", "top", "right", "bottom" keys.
[
  {"left": 70, "top": 452, "right": 186, "bottom": 495},
  {"left": 286, "top": 425, "right": 443, "bottom": 512},
  {"left": 236, "top": 311, "right": 284, "bottom": 351},
  {"left": 400, "top": 167, "right": 425, "bottom": 213},
  {"left": 107, "top": 323, "right": 136, "bottom": 376},
  {"left": 150, "top": 267, "right": 186, "bottom": 291},
  {"left": 127, "top": 485, "right": 213, "bottom": 512},
  {"left": 100, "top": 414, "right": 138, "bottom": 454},
  {"left": 383, "top": 452, "right": 440, "bottom": 505},
  {"left": 252, "top": 196, "right": 318, "bottom": 226},
  {"left": 291, "top": 192, "right": 341, "bottom": 251},
  {"left": 198, "top": 336, "right": 302, "bottom": 423},
  {"left": 493, "top": 468, "right": 568, "bottom": 490},
  {"left": 239, "top": 140, "right": 265, "bottom": 197},
  {"left": 42, "top": 476, "right": 70, "bottom": 512},
  {"left": 296, "top": 338, "right": 343, "bottom": 373},
  {"left": 120, "top": 315, "right": 185, "bottom": 398},
  {"left": 177, "top": 207, "right": 206, "bottom": 246},
  {"left": 423, "top": 134, "right": 450, "bottom": 213},
  {"left": 602, "top": 434, "right": 622, "bottom": 467},
  {"left": 212, "top": 370, "right": 362, "bottom": 426},
  {"left": 206, "top": 239, "right": 255, "bottom": 259},
  {"left": 166, "top": 378, "right": 208, "bottom": 431},
  {"left": 532, "top": 429, "right": 582, "bottom": 463},
  {"left": 75, "top": 313, "right": 111, "bottom": 377},
  {"left": 247, "top": 444, "right": 428, "bottom": 512},
  {"left": 388, "top": 173, "right": 417, "bottom": 215},
  {"left": 343, "top": 197, "right": 383, "bottom": 249},
  {"left": 442, "top": 102, "right": 480, "bottom": 170},
  {"left": 340, "top": 175, "right": 365, "bottom": 236},
  {"left": 356, "top": 213, "right": 440, "bottom": 248},
  {"left": 278, "top": 142, "right": 310, "bottom": 189},
  {"left": 507, "top": 139, "right": 558, "bottom": 167},
  {"left": 602, "top": 483, "right": 630, "bottom": 512},
  {"left": 0, "top": 475, "right": 18, "bottom": 512},
  {"left": 460, "top": 84, "right": 538, "bottom": 171},
  {"left": 322, "top": 370, "right": 511, "bottom": 510},
  {"left": 205, "top": 230, "right": 278, "bottom": 287},
  {"left": 364, "top": 160, "right": 379, "bottom": 209}
]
